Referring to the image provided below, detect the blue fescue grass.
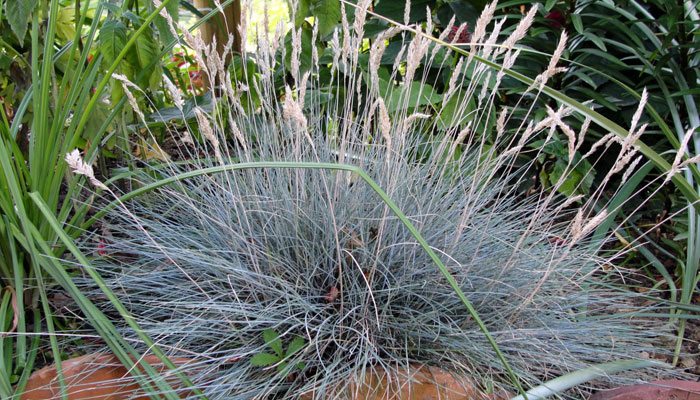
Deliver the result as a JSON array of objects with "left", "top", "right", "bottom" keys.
[
  {"left": 68, "top": 1, "right": 688, "bottom": 398},
  {"left": 75, "top": 128, "right": 674, "bottom": 398}
]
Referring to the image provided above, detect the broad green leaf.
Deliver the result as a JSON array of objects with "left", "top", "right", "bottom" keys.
[
  {"left": 99, "top": 20, "right": 128, "bottom": 65},
  {"left": 121, "top": 11, "right": 143, "bottom": 26},
  {"left": 374, "top": 0, "right": 436, "bottom": 24},
  {"left": 151, "top": 0, "right": 179, "bottom": 45},
  {"left": 101, "top": 3, "right": 122, "bottom": 15},
  {"left": 263, "top": 329, "right": 283, "bottom": 357},
  {"left": 109, "top": 79, "right": 124, "bottom": 109},
  {"left": 303, "top": 89, "right": 332, "bottom": 108},
  {"left": 132, "top": 26, "right": 159, "bottom": 69},
  {"left": 426, "top": 42, "right": 450, "bottom": 65},
  {"left": 380, "top": 41, "right": 405, "bottom": 65},
  {"left": 570, "top": 86, "right": 619, "bottom": 111},
  {"left": 250, "top": 352, "right": 280, "bottom": 366},
  {"left": 311, "top": 0, "right": 341, "bottom": 37},
  {"left": 284, "top": 24, "right": 317, "bottom": 75},
  {"left": 386, "top": 81, "right": 442, "bottom": 113},
  {"left": 133, "top": 138, "right": 171, "bottom": 161},
  {"left": 548, "top": 157, "right": 595, "bottom": 197},
  {"left": 84, "top": 101, "right": 112, "bottom": 144},
  {"left": 570, "top": 69, "right": 597, "bottom": 89},
  {"left": 149, "top": 93, "right": 215, "bottom": 123},
  {"left": 130, "top": 25, "right": 161, "bottom": 89},
  {"left": 5, "top": 0, "right": 38, "bottom": 42},
  {"left": 294, "top": 0, "right": 311, "bottom": 28},
  {"left": 55, "top": 6, "right": 77, "bottom": 42},
  {"left": 276, "top": 362, "right": 289, "bottom": 372},
  {"left": 582, "top": 32, "right": 607, "bottom": 52},
  {"left": 438, "top": 90, "right": 476, "bottom": 130},
  {"left": 231, "top": 56, "right": 258, "bottom": 83},
  {"left": 447, "top": 1, "right": 479, "bottom": 24},
  {"left": 148, "top": 68, "right": 162, "bottom": 93},
  {"left": 363, "top": 18, "right": 391, "bottom": 38},
  {"left": 533, "top": 140, "right": 596, "bottom": 197},
  {"left": 121, "top": 60, "right": 137, "bottom": 85},
  {"left": 285, "top": 336, "right": 305, "bottom": 357}
]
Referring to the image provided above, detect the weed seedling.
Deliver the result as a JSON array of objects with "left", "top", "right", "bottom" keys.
[{"left": 250, "top": 329, "right": 306, "bottom": 376}]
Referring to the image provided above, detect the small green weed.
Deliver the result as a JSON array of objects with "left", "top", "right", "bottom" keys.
[{"left": 250, "top": 329, "right": 306, "bottom": 375}]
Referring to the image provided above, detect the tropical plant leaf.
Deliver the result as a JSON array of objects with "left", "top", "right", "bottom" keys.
[
  {"left": 99, "top": 20, "right": 128, "bottom": 66},
  {"left": 130, "top": 25, "right": 160, "bottom": 88},
  {"left": 446, "top": 1, "right": 480, "bottom": 24},
  {"left": 294, "top": 0, "right": 311, "bottom": 28},
  {"left": 5, "top": 0, "right": 38, "bottom": 42},
  {"left": 133, "top": 138, "right": 171, "bottom": 162},
  {"left": 152, "top": 0, "right": 179, "bottom": 44},
  {"left": 547, "top": 157, "right": 595, "bottom": 197},
  {"left": 386, "top": 81, "right": 442, "bottom": 112},
  {"left": 54, "top": 6, "right": 77, "bottom": 42},
  {"left": 544, "top": 0, "right": 558, "bottom": 11},
  {"left": 101, "top": 3, "right": 122, "bottom": 15},
  {"left": 570, "top": 13, "right": 584, "bottom": 35},
  {"left": 121, "top": 11, "right": 143, "bottom": 26},
  {"left": 374, "top": 0, "right": 435, "bottom": 24},
  {"left": 131, "top": 25, "right": 158, "bottom": 68},
  {"left": 311, "top": 0, "right": 341, "bottom": 37},
  {"left": 284, "top": 24, "right": 316, "bottom": 75},
  {"left": 438, "top": 90, "right": 475, "bottom": 129}
]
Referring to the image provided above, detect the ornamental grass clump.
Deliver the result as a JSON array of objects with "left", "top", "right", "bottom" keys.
[{"left": 68, "top": 1, "right": 681, "bottom": 398}]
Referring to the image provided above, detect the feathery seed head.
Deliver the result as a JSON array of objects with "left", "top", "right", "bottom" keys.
[{"left": 65, "top": 149, "right": 107, "bottom": 190}]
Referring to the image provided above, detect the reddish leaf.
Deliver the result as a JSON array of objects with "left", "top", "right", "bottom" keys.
[
  {"left": 325, "top": 286, "right": 339, "bottom": 302},
  {"left": 545, "top": 10, "right": 565, "bottom": 29}
]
